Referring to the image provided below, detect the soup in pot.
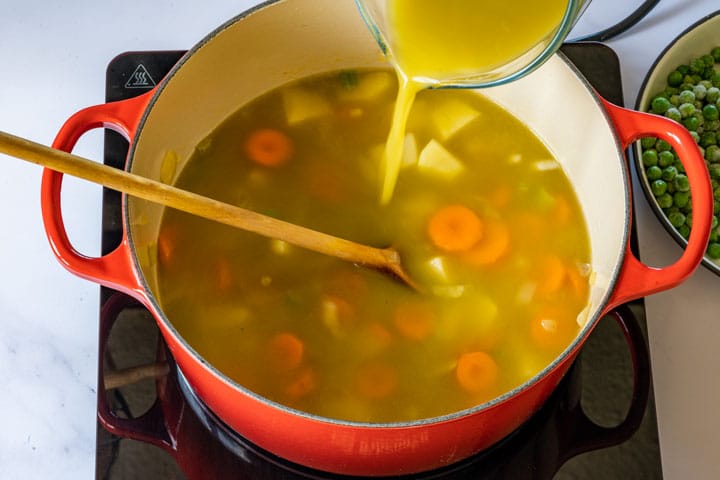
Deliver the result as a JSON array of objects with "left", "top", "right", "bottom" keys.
[{"left": 155, "top": 69, "right": 591, "bottom": 423}]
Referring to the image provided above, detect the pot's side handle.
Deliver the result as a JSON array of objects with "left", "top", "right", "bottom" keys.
[
  {"left": 557, "top": 303, "right": 650, "bottom": 463},
  {"left": 97, "top": 292, "right": 176, "bottom": 452},
  {"left": 600, "top": 98, "right": 712, "bottom": 312},
  {"left": 41, "top": 90, "right": 155, "bottom": 303}
]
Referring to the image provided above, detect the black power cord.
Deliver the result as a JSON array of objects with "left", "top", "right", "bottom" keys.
[{"left": 570, "top": 0, "right": 661, "bottom": 42}]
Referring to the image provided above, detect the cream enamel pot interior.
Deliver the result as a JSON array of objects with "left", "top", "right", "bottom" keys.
[{"left": 39, "top": 0, "right": 712, "bottom": 476}]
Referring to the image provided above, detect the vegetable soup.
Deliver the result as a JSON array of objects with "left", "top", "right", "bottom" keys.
[{"left": 156, "top": 69, "right": 591, "bottom": 423}]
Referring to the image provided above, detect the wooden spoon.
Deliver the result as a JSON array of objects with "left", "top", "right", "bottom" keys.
[{"left": 0, "top": 131, "right": 419, "bottom": 290}]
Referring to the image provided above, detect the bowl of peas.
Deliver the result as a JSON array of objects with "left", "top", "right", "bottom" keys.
[{"left": 635, "top": 10, "right": 720, "bottom": 274}]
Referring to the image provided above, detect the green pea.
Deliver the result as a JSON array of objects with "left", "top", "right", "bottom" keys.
[
  {"left": 640, "top": 137, "right": 657, "bottom": 149},
  {"left": 691, "top": 58, "right": 706, "bottom": 74},
  {"left": 712, "top": 47, "right": 720, "bottom": 62},
  {"left": 679, "top": 90, "right": 696, "bottom": 103},
  {"left": 706, "top": 146, "right": 720, "bottom": 163},
  {"left": 674, "top": 191, "right": 690, "bottom": 208},
  {"left": 710, "top": 230, "right": 718, "bottom": 243},
  {"left": 646, "top": 165, "right": 663, "bottom": 180},
  {"left": 678, "top": 224, "right": 691, "bottom": 239},
  {"left": 683, "top": 116, "right": 700, "bottom": 131},
  {"left": 665, "top": 107, "right": 682, "bottom": 122},
  {"left": 642, "top": 149, "right": 658, "bottom": 167},
  {"left": 658, "top": 150, "right": 675, "bottom": 167},
  {"left": 651, "top": 179, "right": 668, "bottom": 196},
  {"left": 668, "top": 211, "right": 686, "bottom": 228},
  {"left": 662, "top": 165, "right": 678, "bottom": 181},
  {"left": 714, "top": 186, "right": 720, "bottom": 201},
  {"left": 702, "top": 54, "right": 715, "bottom": 68},
  {"left": 674, "top": 174, "right": 690, "bottom": 192},
  {"left": 713, "top": 216, "right": 719, "bottom": 230},
  {"left": 691, "top": 131, "right": 701, "bottom": 143},
  {"left": 677, "top": 64, "right": 690, "bottom": 76},
  {"left": 700, "top": 132, "right": 717, "bottom": 148},
  {"left": 679, "top": 102, "right": 696, "bottom": 118},
  {"left": 703, "top": 104, "right": 720, "bottom": 121},
  {"left": 657, "top": 193, "right": 674, "bottom": 208},
  {"left": 667, "top": 70, "right": 684, "bottom": 87},
  {"left": 712, "top": 72, "right": 720, "bottom": 88},
  {"left": 674, "top": 160, "right": 686, "bottom": 173},
  {"left": 656, "top": 139, "right": 672, "bottom": 152},
  {"left": 707, "top": 87, "right": 720, "bottom": 104},
  {"left": 651, "top": 96, "right": 672, "bottom": 114},
  {"left": 707, "top": 161, "right": 720, "bottom": 179},
  {"left": 339, "top": 70, "right": 358, "bottom": 89},
  {"left": 706, "top": 119, "right": 720, "bottom": 132},
  {"left": 694, "top": 84, "right": 708, "bottom": 100},
  {"left": 707, "top": 243, "right": 720, "bottom": 259}
]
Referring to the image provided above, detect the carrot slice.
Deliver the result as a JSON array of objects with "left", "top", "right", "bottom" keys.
[
  {"left": 490, "top": 184, "right": 512, "bottom": 208},
  {"left": 530, "top": 308, "right": 576, "bottom": 349},
  {"left": 393, "top": 301, "right": 434, "bottom": 341},
  {"left": 366, "top": 322, "right": 393, "bottom": 348},
  {"left": 268, "top": 332, "right": 304, "bottom": 372},
  {"left": 356, "top": 361, "right": 398, "bottom": 399},
  {"left": 215, "top": 258, "right": 233, "bottom": 293},
  {"left": 320, "top": 294, "right": 357, "bottom": 337},
  {"left": 463, "top": 220, "right": 510, "bottom": 266},
  {"left": 552, "top": 196, "right": 572, "bottom": 225},
  {"left": 567, "top": 264, "right": 590, "bottom": 299},
  {"left": 157, "top": 226, "right": 178, "bottom": 266},
  {"left": 455, "top": 351, "right": 498, "bottom": 393},
  {"left": 427, "top": 204, "right": 484, "bottom": 252},
  {"left": 243, "top": 128, "right": 294, "bottom": 167},
  {"left": 285, "top": 367, "right": 317, "bottom": 398},
  {"left": 535, "top": 255, "right": 566, "bottom": 295}
]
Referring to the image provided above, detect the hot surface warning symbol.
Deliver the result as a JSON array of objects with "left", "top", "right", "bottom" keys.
[{"left": 125, "top": 64, "right": 156, "bottom": 89}]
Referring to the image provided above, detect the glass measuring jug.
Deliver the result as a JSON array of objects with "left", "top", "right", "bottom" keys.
[{"left": 354, "top": 0, "right": 591, "bottom": 89}]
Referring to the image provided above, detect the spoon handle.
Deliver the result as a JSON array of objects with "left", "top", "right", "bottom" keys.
[{"left": 0, "top": 130, "right": 399, "bottom": 271}]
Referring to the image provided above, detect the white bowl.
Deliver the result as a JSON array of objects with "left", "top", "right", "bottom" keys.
[{"left": 634, "top": 10, "right": 720, "bottom": 275}]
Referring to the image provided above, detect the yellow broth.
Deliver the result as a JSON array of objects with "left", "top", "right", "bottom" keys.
[
  {"left": 155, "top": 69, "right": 591, "bottom": 423},
  {"left": 387, "top": 0, "right": 568, "bottom": 82}
]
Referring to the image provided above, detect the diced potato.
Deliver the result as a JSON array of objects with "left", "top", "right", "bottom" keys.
[
  {"left": 417, "top": 139, "right": 465, "bottom": 179},
  {"left": 402, "top": 133, "right": 418, "bottom": 168},
  {"left": 431, "top": 284, "right": 467, "bottom": 298},
  {"left": 282, "top": 87, "right": 332, "bottom": 125},
  {"left": 160, "top": 150, "right": 178, "bottom": 184},
  {"left": 361, "top": 134, "right": 418, "bottom": 183},
  {"left": 419, "top": 255, "right": 451, "bottom": 284},
  {"left": 338, "top": 71, "right": 394, "bottom": 102},
  {"left": 533, "top": 159, "right": 561, "bottom": 171},
  {"left": 431, "top": 98, "right": 480, "bottom": 140},
  {"left": 270, "top": 239, "right": 292, "bottom": 255},
  {"left": 507, "top": 153, "right": 522, "bottom": 164}
]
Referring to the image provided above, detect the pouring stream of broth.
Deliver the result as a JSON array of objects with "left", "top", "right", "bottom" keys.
[{"left": 0, "top": 130, "right": 421, "bottom": 290}]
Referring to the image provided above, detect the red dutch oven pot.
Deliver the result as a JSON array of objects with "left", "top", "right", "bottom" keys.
[{"left": 40, "top": 0, "right": 712, "bottom": 476}]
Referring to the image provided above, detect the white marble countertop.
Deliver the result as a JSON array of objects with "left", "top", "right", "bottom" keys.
[{"left": 0, "top": 0, "right": 718, "bottom": 478}]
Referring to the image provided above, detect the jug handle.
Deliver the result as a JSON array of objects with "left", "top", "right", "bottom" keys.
[
  {"left": 40, "top": 91, "right": 155, "bottom": 303},
  {"left": 600, "top": 98, "right": 712, "bottom": 312}
]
